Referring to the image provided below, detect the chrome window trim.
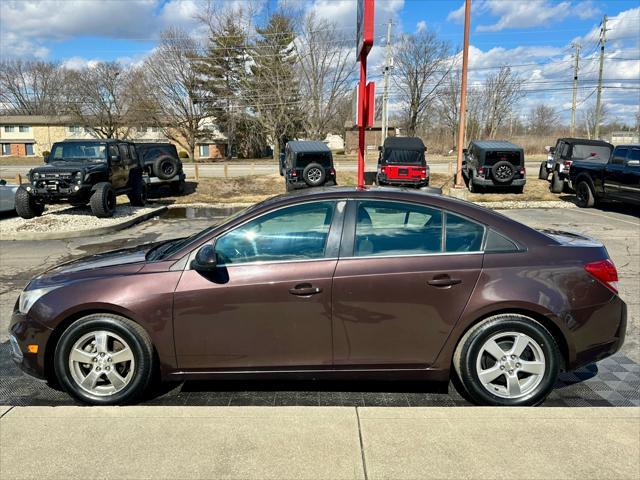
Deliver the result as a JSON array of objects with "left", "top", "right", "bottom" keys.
[{"left": 339, "top": 251, "right": 484, "bottom": 261}]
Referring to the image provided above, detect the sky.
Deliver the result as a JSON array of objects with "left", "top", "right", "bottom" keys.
[{"left": 1, "top": 0, "right": 639, "bottom": 124}]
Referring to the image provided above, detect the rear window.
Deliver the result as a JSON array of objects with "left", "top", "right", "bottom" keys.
[
  {"left": 382, "top": 149, "right": 424, "bottom": 165},
  {"left": 295, "top": 153, "right": 331, "bottom": 168},
  {"left": 571, "top": 144, "right": 611, "bottom": 161},
  {"left": 484, "top": 151, "right": 522, "bottom": 166}
]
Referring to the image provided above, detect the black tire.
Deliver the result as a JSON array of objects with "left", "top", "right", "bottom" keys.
[
  {"left": 550, "top": 170, "right": 564, "bottom": 193},
  {"left": 492, "top": 160, "right": 515, "bottom": 184},
  {"left": 575, "top": 180, "right": 595, "bottom": 208},
  {"left": 468, "top": 177, "right": 479, "bottom": 193},
  {"left": 453, "top": 314, "right": 560, "bottom": 406},
  {"left": 54, "top": 313, "right": 154, "bottom": 405},
  {"left": 538, "top": 162, "right": 548, "bottom": 180},
  {"left": 153, "top": 156, "right": 179, "bottom": 180},
  {"left": 15, "top": 187, "right": 44, "bottom": 219},
  {"left": 302, "top": 162, "right": 326, "bottom": 187},
  {"left": 128, "top": 176, "right": 147, "bottom": 207},
  {"left": 90, "top": 182, "right": 116, "bottom": 218},
  {"left": 170, "top": 180, "right": 185, "bottom": 195}
]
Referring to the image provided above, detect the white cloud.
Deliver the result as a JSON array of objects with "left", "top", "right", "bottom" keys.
[
  {"left": 448, "top": 0, "right": 601, "bottom": 31},
  {"left": 416, "top": 21, "right": 427, "bottom": 33}
]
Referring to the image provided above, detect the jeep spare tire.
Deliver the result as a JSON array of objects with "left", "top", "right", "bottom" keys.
[
  {"left": 492, "top": 161, "right": 515, "bottom": 184},
  {"left": 15, "top": 187, "right": 45, "bottom": 219},
  {"left": 153, "top": 156, "right": 179, "bottom": 180},
  {"left": 90, "top": 182, "right": 116, "bottom": 218},
  {"left": 303, "top": 163, "right": 326, "bottom": 187}
]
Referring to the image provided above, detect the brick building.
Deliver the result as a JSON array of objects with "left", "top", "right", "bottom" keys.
[{"left": 343, "top": 121, "right": 400, "bottom": 154}]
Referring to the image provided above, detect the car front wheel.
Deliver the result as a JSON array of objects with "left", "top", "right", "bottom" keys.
[
  {"left": 54, "top": 314, "right": 154, "bottom": 405},
  {"left": 453, "top": 314, "right": 560, "bottom": 406}
]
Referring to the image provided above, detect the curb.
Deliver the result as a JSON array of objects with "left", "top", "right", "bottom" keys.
[{"left": 1, "top": 206, "right": 167, "bottom": 241}]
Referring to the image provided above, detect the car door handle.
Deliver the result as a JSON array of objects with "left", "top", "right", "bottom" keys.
[
  {"left": 427, "top": 276, "right": 462, "bottom": 287},
  {"left": 289, "top": 283, "right": 323, "bottom": 296}
]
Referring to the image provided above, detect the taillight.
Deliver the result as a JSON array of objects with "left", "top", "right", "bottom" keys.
[
  {"left": 585, "top": 259, "right": 618, "bottom": 293},
  {"left": 478, "top": 167, "right": 485, "bottom": 175},
  {"left": 380, "top": 166, "right": 386, "bottom": 174},
  {"left": 519, "top": 167, "right": 526, "bottom": 176},
  {"left": 329, "top": 167, "right": 335, "bottom": 175},
  {"left": 563, "top": 160, "right": 572, "bottom": 171},
  {"left": 291, "top": 170, "right": 297, "bottom": 177},
  {"left": 421, "top": 168, "right": 428, "bottom": 178}
]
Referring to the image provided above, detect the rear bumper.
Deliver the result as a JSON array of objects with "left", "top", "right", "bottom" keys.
[
  {"left": 378, "top": 175, "right": 429, "bottom": 187},
  {"left": 472, "top": 177, "right": 526, "bottom": 187}
]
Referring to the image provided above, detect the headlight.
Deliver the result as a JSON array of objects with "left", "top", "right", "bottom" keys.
[{"left": 18, "top": 286, "right": 61, "bottom": 314}]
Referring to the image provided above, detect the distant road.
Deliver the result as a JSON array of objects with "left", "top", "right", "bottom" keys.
[{"left": 1, "top": 160, "right": 543, "bottom": 180}]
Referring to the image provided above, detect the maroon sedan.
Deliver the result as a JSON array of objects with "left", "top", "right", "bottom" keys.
[{"left": 9, "top": 187, "right": 626, "bottom": 405}]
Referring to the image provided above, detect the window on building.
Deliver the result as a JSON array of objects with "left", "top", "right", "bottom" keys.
[
  {"left": 1, "top": 144, "right": 10, "bottom": 155},
  {"left": 19, "top": 126, "right": 30, "bottom": 133},
  {"left": 25, "top": 144, "right": 35, "bottom": 156},
  {"left": 4, "top": 126, "right": 15, "bottom": 133},
  {"left": 199, "top": 145, "right": 210, "bottom": 157},
  {"left": 68, "top": 126, "right": 83, "bottom": 133}
]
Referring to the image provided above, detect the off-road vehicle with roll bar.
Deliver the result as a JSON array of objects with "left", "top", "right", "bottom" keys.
[
  {"left": 462, "top": 140, "right": 526, "bottom": 193},
  {"left": 16, "top": 139, "right": 147, "bottom": 219},
  {"left": 542, "top": 137, "right": 613, "bottom": 193},
  {"left": 134, "top": 142, "right": 185, "bottom": 195},
  {"left": 281, "top": 140, "right": 336, "bottom": 191},
  {"left": 375, "top": 136, "right": 430, "bottom": 188}
]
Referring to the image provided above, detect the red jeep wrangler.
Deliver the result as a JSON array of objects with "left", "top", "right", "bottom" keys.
[{"left": 376, "top": 137, "right": 429, "bottom": 188}]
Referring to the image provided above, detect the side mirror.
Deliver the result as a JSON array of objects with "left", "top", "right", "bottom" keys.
[
  {"left": 378, "top": 146, "right": 383, "bottom": 152},
  {"left": 627, "top": 159, "right": 640, "bottom": 167},
  {"left": 549, "top": 147, "right": 556, "bottom": 154},
  {"left": 0, "top": 179, "right": 6, "bottom": 186},
  {"left": 462, "top": 149, "right": 468, "bottom": 155},
  {"left": 191, "top": 245, "right": 218, "bottom": 272},
  {"left": 43, "top": 155, "right": 50, "bottom": 163}
]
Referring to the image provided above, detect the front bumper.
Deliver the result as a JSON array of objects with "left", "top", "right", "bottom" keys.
[
  {"left": 26, "top": 183, "right": 92, "bottom": 201},
  {"left": 9, "top": 310, "right": 53, "bottom": 380}
]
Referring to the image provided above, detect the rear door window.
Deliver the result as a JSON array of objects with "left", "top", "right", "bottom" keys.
[
  {"left": 611, "top": 148, "right": 628, "bottom": 165},
  {"left": 628, "top": 149, "right": 640, "bottom": 162},
  {"left": 445, "top": 213, "right": 485, "bottom": 252},
  {"left": 354, "top": 201, "right": 443, "bottom": 256}
]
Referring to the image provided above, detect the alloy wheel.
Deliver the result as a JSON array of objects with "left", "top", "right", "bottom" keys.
[
  {"left": 494, "top": 164, "right": 513, "bottom": 181},
  {"left": 475, "top": 331, "right": 545, "bottom": 399},
  {"left": 68, "top": 330, "right": 135, "bottom": 396},
  {"left": 307, "top": 167, "right": 322, "bottom": 183}
]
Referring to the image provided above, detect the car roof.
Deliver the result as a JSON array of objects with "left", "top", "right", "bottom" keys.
[
  {"left": 382, "top": 136, "right": 425, "bottom": 151},
  {"left": 287, "top": 141, "right": 331, "bottom": 153},
  {"left": 615, "top": 144, "right": 640, "bottom": 148},
  {"left": 470, "top": 140, "right": 522, "bottom": 151},
  {"left": 57, "top": 139, "right": 128, "bottom": 144},
  {"left": 557, "top": 138, "right": 613, "bottom": 147}
]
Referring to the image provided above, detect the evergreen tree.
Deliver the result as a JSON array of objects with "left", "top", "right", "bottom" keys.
[{"left": 244, "top": 12, "right": 303, "bottom": 157}]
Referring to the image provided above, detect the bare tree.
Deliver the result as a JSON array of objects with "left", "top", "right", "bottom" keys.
[
  {"left": 0, "top": 59, "right": 66, "bottom": 115},
  {"left": 478, "top": 67, "right": 524, "bottom": 138},
  {"left": 435, "top": 72, "right": 461, "bottom": 149},
  {"left": 296, "top": 12, "right": 354, "bottom": 139},
  {"left": 528, "top": 104, "right": 560, "bottom": 135},
  {"left": 581, "top": 101, "right": 608, "bottom": 139},
  {"left": 393, "top": 29, "right": 451, "bottom": 136},
  {"left": 141, "top": 28, "right": 208, "bottom": 160},
  {"left": 66, "top": 62, "right": 137, "bottom": 138}
]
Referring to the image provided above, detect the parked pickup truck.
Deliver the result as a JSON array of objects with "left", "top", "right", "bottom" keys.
[
  {"left": 569, "top": 144, "right": 640, "bottom": 207},
  {"left": 545, "top": 138, "right": 613, "bottom": 193}
]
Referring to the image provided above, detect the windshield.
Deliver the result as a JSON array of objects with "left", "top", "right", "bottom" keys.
[
  {"left": 147, "top": 204, "right": 254, "bottom": 261},
  {"left": 382, "top": 149, "right": 424, "bottom": 165},
  {"left": 49, "top": 142, "right": 107, "bottom": 162},
  {"left": 572, "top": 144, "right": 611, "bottom": 161}
]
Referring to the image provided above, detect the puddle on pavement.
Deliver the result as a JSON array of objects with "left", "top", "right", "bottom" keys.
[{"left": 161, "top": 206, "right": 243, "bottom": 220}]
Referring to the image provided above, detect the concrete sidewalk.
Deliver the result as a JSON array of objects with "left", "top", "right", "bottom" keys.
[{"left": 1, "top": 406, "right": 638, "bottom": 480}]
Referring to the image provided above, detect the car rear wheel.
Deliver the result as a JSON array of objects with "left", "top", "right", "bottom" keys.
[
  {"left": 538, "top": 161, "right": 548, "bottom": 180},
  {"left": 303, "top": 163, "right": 326, "bottom": 187},
  {"left": 549, "top": 170, "right": 564, "bottom": 193},
  {"left": 153, "top": 156, "right": 179, "bottom": 180},
  {"left": 128, "top": 175, "right": 147, "bottom": 207},
  {"left": 453, "top": 314, "right": 560, "bottom": 406},
  {"left": 15, "top": 187, "right": 44, "bottom": 219},
  {"left": 575, "top": 180, "right": 595, "bottom": 208},
  {"left": 90, "top": 182, "right": 116, "bottom": 218},
  {"left": 54, "top": 313, "right": 154, "bottom": 405}
]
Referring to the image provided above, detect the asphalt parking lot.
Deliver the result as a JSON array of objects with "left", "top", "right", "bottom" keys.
[{"left": 1, "top": 204, "right": 638, "bottom": 408}]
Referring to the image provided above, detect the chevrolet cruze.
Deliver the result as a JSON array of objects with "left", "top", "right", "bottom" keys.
[{"left": 10, "top": 187, "right": 626, "bottom": 405}]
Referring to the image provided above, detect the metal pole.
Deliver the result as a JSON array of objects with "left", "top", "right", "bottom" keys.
[
  {"left": 358, "top": 55, "right": 367, "bottom": 188},
  {"left": 455, "top": 0, "right": 471, "bottom": 188},
  {"left": 571, "top": 43, "right": 580, "bottom": 136},
  {"left": 381, "top": 20, "right": 392, "bottom": 144},
  {"left": 595, "top": 15, "right": 607, "bottom": 139}
]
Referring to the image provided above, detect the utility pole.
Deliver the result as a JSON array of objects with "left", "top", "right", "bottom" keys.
[
  {"left": 570, "top": 42, "right": 581, "bottom": 136},
  {"left": 381, "top": 20, "right": 393, "bottom": 144},
  {"left": 455, "top": 0, "right": 471, "bottom": 188},
  {"left": 594, "top": 15, "right": 607, "bottom": 139}
]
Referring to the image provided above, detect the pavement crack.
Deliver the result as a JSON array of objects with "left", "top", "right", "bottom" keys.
[{"left": 355, "top": 407, "right": 369, "bottom": 480}]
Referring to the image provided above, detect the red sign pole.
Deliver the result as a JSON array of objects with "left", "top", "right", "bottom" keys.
[{"left": 358, "top": 56, "right": 367, "bottom": 188}]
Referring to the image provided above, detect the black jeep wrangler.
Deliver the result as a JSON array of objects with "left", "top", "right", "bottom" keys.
[
  {"left": 16, "top": 139, "right": 146, "bottom": 219},
  {"left": 282, "top": 141, "right": 336, "bottom": 191},
  {"left": 541, "top": 137, "right": 613, "bottom": 193},
  {"left": 463, "top": 140, "right": 526, "bottom": 193},
  {"left": 135, "top": 142, "right": 185, "bottom": 194}
]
